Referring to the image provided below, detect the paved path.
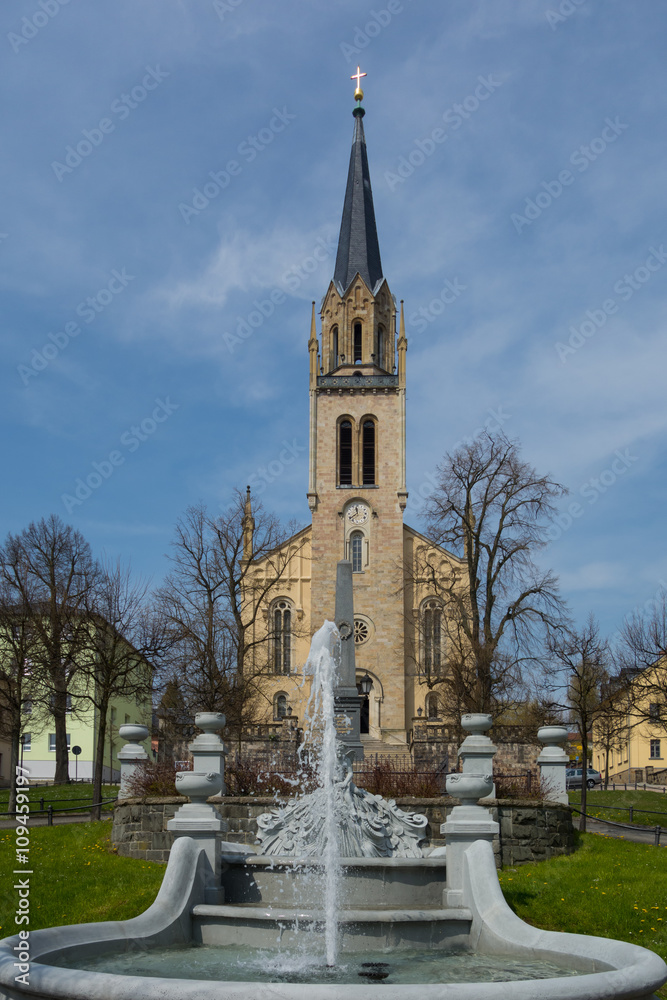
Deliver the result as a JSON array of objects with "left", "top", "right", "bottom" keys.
[
  {"left": 0, "top": 812, "right": 111, "bottom": 829},
  {"left": 574, "top": 813, "right": 665, "bottom": 846}
]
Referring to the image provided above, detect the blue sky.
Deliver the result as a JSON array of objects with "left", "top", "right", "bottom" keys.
[{"left": 2, "top": 0, "right": 667, "bottom": 643}]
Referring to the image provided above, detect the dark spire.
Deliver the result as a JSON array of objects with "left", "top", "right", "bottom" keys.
[{"left": 333, "top": 105, "right": 384, "bottom": 295}]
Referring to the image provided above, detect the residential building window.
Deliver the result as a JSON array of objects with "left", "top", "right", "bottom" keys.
[
  {"left": 425, "top": 693, "right": 439, "bottom": 720},
  {"left": 274, "top": 692, "right": 288, "bottom": 720},
  {"left": 273, "top": 600, "right": 292, "bottom": 675},
  {"left": 49, "top": 734, "right": 71, "bottom": 752},
  {"left": 339, "top": 420, "right": 353, "bottom": 485},
  {"left": 650, "top": 739, "right": 661, "bottom": 759},
  {"left": 50, "top": 693, "right": 72, "bottom": 712},
  {"left": 353, "top": 322, "right": 362, "bottom": 363},
  {"left": 22, "top": 700, "right": 32, "bottom": 716},
  {"left": 21, "top": 733, "right": 31, "bottom": 752},
  {"left": 649, "top": 703, "right": 661, "bottom": 720},
  {"left": 423, "top": 600, "right": 443, "bottom": 676},
  {"left": 362, "top": 420, "right": 376, "bottom": 486},
  {"left": 351, "top": 531, "right": 363, "bottom": 573}
]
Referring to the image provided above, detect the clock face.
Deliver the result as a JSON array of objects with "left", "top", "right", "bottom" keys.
[{"left": 347, "top": 503, "right": 369, "bottom": 525}]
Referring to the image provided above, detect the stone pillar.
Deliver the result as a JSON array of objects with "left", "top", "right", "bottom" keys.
[
  {"left": 117, "top": 724, "right": 149, "bottom": 798},
  {"left": 190, "top": 712, "right": 227, "bottom": 793},
  {"left": 441, "top": 714, "right": 499, "bottom": 908},
  {"left": 167, "top": 771, "right": 227, "bottom": 905},
  {"left": 333, "top": 560, "right": 364, "bottom": 760},
  {"left": 459, "top": 713, "right": 497, "bottom": 797},
  {"left": 537, "top": 725, "right": 569, "bottom": 805}
]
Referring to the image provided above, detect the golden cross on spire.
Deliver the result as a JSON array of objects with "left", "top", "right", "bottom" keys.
[{"left": 351, "top": 65, "right": 367, "bottom": 102}]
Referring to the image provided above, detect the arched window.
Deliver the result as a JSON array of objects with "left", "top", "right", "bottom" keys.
[
  {"left": 377, "top": 325, "right": 384, "bottom": 370},
  {"left": 273, "top": 600, "right": 292, "bottom": 675},
  {"left": 332, "top": 326, "right": 338, "bottom": 369},
  {"left": 426, "top": 692, "right": 439, "bottom": 720},
  {"left": 362, "top": 420, "right": 375, "bottom": 486},
  {"left": 351, "top": 531, "right": 363, "bottom": 573},
  {"left": 274, "top": 692, "right": 288, "bottom": 720},
  {"left": 353, "top": 322, "right": 362, "bottom": 363},
  {"left": 339, "top": 420, "right": 352, "bottom": 485},
  {"left": 423, "top": 599, "right": 442, "bottom": 676}
]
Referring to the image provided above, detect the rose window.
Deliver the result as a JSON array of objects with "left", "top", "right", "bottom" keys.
[{"left": 354, "top": 618, "right": 369, "bottom": 644}]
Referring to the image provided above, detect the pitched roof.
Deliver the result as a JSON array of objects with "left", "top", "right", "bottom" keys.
[{"left": 333, "top": 109, "right": 384, "bottom": 295}]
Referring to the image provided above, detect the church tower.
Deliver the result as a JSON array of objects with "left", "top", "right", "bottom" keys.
[{"left": 307, "top": 76, "right": 410, "bottom": 742}]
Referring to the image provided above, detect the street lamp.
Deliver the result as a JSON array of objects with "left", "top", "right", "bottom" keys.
[
  {"left": 19, "top": 734, "right": 26, "bottom": 770},
  {"left": 357, "top": 673, "right": 373, "bottom": 696}
]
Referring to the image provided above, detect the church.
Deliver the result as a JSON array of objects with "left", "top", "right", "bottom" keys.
[{"left": 243, "top": 75, "right": 463, "bottom": 754}]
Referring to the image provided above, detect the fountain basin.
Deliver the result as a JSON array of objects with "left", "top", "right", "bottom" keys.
[
  {"left": 219, "top": 853, "right": 448, "bottom": 908},
  {"left": 1, "top": 835, "right": 665, "bottom": 1000}
]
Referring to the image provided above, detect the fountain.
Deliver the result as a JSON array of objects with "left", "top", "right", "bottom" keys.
[{"left": 0, "top": 561, "right": 665, "bottom": 998}]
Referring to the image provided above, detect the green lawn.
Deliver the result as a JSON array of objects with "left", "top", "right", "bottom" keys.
[
  {"left": 568, "top": 788, "right": 667, "bottom": 828},
  {"left": 0, "top": 821, "right": 164, "bottom": 937},
  {"left": 0, "top": 784, "right": 119, "bottom": 815},
  {"left": 501, "top": 832, "right": 667, "bottom": 997}
]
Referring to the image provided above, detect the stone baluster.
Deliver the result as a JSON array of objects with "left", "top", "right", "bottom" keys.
[
  {"left": 537, "top": 725, "right": 569, "bottom": 805},
  {"left": 441, "top": 714, "right": 499, "bottom": 908},
  {"left": 167, "top": 771, "right": 227, "bottom": 905},
  {"left": 117, "top": 724, "right": 149, "bottom": 798},
  {"left": 189, "top": 712, "right": 227, "bottom": 793}
]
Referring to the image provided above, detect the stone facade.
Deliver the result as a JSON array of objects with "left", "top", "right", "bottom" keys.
[{"left": 112, "top": 795, "right": 574, "bottom": 868}]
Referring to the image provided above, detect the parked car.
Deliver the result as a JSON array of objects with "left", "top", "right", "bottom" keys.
[{"left": 566, "top": 767, "right": 602, "bottom": 790}]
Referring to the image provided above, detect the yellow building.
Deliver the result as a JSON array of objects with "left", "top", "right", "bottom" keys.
[
  {"left": 244, "top": 93, "right": 462, "bottom": 752},
  {"left": 592, "top": 662, "right": 666, "bottom": 783},
  {"left": 19, "top": 686, "right": 152, "bottom": 783},
  {"left": 1, "top": 623, "right": 153, "bottom": 784}
]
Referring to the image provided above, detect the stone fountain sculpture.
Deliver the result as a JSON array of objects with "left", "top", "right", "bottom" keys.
[{"left": 0, "top": 561, "right": 665, "bottom": 998}]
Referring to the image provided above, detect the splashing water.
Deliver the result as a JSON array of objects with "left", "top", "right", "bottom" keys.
[{"left": 301, "top": 620, "right": 341, "bottom": 967}]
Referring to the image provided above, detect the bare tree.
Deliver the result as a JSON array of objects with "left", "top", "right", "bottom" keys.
[
  {"left": 0, "top": 573, "right": 43, "bottom": 813},
  {"left": 155, "top": 493, "right": 304, "bottom": 741},
  {"left": 548, "top": 616, "right": 609, "bottom": 830},
  {"left": 79, "top": 559, "right": 160, "bottom": 819},
  {"left": 0, "top": 517, "right": 97, "bottom": 783},
  {"left": 615, "top": 590, "right": 667, "bottom": 734},
  {"left": 420, "top": 430, "right": 568, "bottom": 715}
]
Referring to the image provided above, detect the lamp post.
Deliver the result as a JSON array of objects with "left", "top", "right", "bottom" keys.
[{"left": 19, "top": 734, "right": 26, "bottom": 770}]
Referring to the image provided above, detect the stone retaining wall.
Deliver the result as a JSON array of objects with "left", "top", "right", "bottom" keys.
[{"left": 111, "top": 796, "right": 574, "bottom": 866}]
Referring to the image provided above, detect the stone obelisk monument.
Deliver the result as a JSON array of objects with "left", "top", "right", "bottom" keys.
[{"left": 333, "top": 559, "right": 364, "bottom": 761}]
